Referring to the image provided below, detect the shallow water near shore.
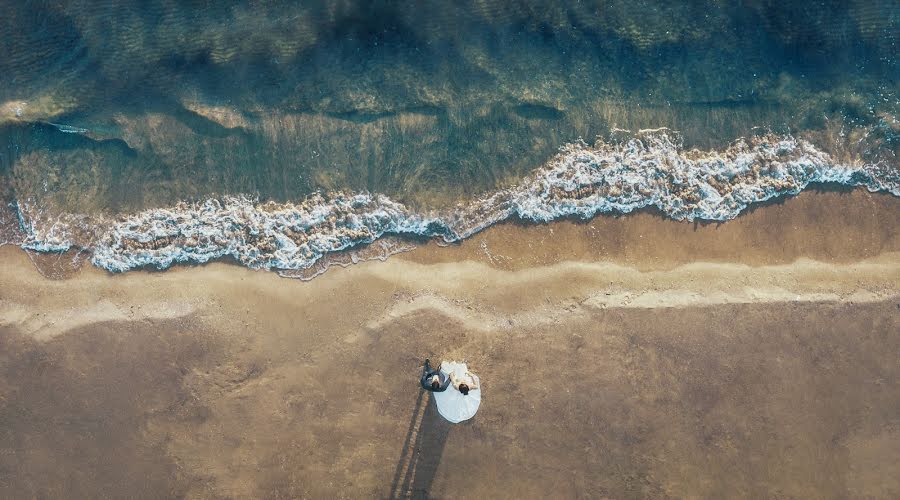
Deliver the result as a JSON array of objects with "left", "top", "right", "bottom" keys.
[
  {"left": 2, "top": 1, "right": 899, "bottom": 279},
  {"left": 4, "top": 131, "right": 898, "bottom": 279}
]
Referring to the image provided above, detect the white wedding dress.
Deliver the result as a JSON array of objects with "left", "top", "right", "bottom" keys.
[{"left": 433, "top": 361, "right": 481, "bottom": 423}]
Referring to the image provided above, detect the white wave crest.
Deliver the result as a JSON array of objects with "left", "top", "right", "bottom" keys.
[
  {"left": 505, "top": 132, "right": 897, "bottom": 224},
  {"left": 13, "top": 131, "right": 900, "bottom": 275},
  {"left": 90, "top": 193, "right": 446, "bottom": 272}
]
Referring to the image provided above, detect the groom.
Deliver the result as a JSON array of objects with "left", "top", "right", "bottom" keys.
[{"left": 420, "top": 359, "right": 450, "bottom": 392}]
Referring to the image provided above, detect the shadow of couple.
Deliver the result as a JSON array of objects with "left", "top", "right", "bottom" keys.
[{"left": 387, "top": 389, "right": 459, "bottom": 499}]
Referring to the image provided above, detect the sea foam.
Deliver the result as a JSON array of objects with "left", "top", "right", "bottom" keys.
[{"left": 12, "top": 131, "right": 900, "bottom": 276}]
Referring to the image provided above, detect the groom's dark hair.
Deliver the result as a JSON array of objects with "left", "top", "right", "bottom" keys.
[{"left": 431, "top": 379, "right": 441, "bottom": 390}]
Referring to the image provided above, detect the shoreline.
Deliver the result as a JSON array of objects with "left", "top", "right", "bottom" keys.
[
  {"left": 7, "top": 129, "right": 899, "bottom": 276},
  {"left": 5, "top": 188, "right": 900, "bottom": 280}
]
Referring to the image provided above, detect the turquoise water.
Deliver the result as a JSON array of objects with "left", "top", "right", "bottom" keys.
[{"left": 1, "top": 0, "right": 898, "bottom": 274}]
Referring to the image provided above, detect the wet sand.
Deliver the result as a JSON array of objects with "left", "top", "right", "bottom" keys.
[{"left": 1, "top": 190, "right": 899, "bottom": 498}]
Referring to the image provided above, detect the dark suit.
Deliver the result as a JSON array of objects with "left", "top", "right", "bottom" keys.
[{"left": 420, "top": 360, "right": 450, "bottom": 392}]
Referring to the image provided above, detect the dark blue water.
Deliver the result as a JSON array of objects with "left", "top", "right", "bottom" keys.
[{"left": 0, "top": 0, "right": 898, "bottom": 275}]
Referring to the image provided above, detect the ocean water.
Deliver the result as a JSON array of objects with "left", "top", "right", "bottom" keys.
[{"left": 1, "top": 0, "right": 898, "bottom": 277}]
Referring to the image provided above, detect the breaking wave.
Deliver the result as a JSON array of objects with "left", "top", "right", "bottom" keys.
[{"left": 9, "top": 131, "right": 900, "bottom": 277}]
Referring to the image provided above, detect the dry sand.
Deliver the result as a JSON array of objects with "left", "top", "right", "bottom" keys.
[{"left": 1, "top": 190, "right": 899, "bottom": 498}]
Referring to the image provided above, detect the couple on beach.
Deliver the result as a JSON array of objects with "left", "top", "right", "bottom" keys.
[{"left": 420, "top": 359, "right": 481, "bottom": 423}]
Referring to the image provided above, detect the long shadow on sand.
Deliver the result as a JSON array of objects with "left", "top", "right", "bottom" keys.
[{"left": 387, "top": 389, "right": 452, "bottom": 499}]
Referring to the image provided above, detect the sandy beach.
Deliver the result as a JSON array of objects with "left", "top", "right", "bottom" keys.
[{"left": 1, "top": 189, "right": 899, "bottom": 498}]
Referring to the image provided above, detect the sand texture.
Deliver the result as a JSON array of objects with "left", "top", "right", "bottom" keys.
[{"left": 1, "top": 190, "right": 899, "bottom": 499}]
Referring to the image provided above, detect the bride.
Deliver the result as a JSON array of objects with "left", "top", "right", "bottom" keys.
[{"left": 432, "top": 361, "right": 481, "bottom": 423}]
